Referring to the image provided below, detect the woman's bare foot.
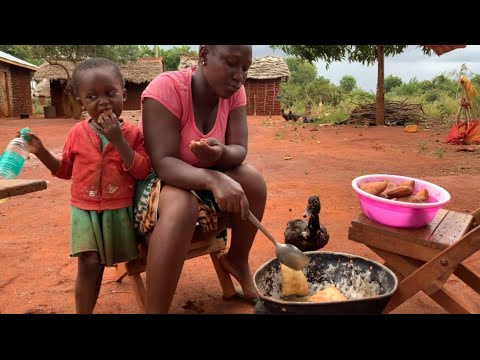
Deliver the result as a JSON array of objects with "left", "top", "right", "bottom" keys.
[{"left": 219, "top": 253, "right": 257, "bottom": 299}]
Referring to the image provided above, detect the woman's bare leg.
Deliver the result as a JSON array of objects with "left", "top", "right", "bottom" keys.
[
  {"left": 220, "top": 164, "right": 267, "bottom": 299},
  {"left": 75, "top": 252, "right": 105, "bottom": 314},
  {"left": 145, "top": 185, "right": 198, "bottom": 313}
]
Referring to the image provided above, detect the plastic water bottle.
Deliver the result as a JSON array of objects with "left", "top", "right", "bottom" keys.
[{"left": 0, "top": 128, "right": 30, "bottom": 179}]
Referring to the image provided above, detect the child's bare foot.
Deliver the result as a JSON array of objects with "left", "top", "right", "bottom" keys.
[{"left": 219, "top": 253, "right": 257, "bottom": 299}]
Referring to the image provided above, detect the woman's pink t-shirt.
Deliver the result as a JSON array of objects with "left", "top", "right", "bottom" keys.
[{"left": 140, "top": 67, "right": 247, "bottom": 168}]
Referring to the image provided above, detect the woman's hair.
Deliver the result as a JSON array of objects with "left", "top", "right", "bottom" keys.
[{"left": 71, "top": 58, "right": 125, "bottom": 96}]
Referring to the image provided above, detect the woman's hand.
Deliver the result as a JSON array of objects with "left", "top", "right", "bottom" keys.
[
  {"left": 92, "top": 112, "right": 124, "bottom": 146},
  {"left": 189, "top": 138, "right": 224, "bottom": 163},
  {"left": 211, "top": 173, "right": 249, "bottom": 220}
]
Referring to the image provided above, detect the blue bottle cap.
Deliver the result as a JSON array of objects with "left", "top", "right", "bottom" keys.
[{"left": 19, "top": 127, "right": 30, "bottom": 141}]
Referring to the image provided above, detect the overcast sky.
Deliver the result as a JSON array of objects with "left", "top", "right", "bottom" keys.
[{"left": 160, "top": 45, "right": 479, "bottom": 92}]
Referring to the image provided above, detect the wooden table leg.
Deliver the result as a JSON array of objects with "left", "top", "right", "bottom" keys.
[{"left": 371, "top": 247, "right": 472, "bottom": 314}]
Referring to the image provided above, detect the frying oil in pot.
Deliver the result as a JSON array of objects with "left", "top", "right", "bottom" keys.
[
  {"left": 312, "top": 263, "right": 382, "bottom": 300},
  {"left": 281, "top": 263, "right": 382, "bottom": 302}
]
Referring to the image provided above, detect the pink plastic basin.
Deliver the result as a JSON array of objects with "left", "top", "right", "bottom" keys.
[{"left": 352, "top": 174, "right": 451, "bottom": 228}]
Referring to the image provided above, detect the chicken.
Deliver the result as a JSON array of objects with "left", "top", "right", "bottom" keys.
[{"left": 281, "top": 109, "right": 292, "bottom": 121}]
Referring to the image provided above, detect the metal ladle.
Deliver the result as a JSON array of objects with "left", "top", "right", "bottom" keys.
[{"left": 248, "top": 211, "right": 310, "bottom": 271}]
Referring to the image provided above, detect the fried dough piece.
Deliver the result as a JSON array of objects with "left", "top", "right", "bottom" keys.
[
  {"left": 281, "top": 264, "right": 309, "bottom": 297},
  {"left": 386, "top": 185, "right": 414, "bottom": 199},
  {"left": 359, "top": 182, "right": 388, "bottom": 196},
  {"left": 379, "top": 179, "right": 397, "bottom": 198},
  {"left": 398, "top": 188, "right": 429, "bottom": 203},
  {"left": 98, "top": 109, "right": 113, "bottom": 124},
  {"left": 308, "top": 286, "right": 347, "bottom": 303},
  {"left": 396, "top": 195, "right": 414, "bottom": 203},
  {"left": 410, "top": 188, "right": 429, "bottom": 203},
  {"left": 399, "top": 179, "right": 415, "bottom": 189}
]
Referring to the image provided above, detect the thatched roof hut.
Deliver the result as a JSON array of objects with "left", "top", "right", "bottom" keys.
[
  {"left": 177, "top": 55, "right": 199, "bottom": 70},
  {"left": 33, "top": 58, "right": 164, "bottom": 114},
  {"left": 34, "top": 58, "right": 164, "bottom": 83},
  {"left": 33, "top": 61, "right": 74, "bottom": 81},
  {"left": 244, "top": 56, "right": 289, "bottom": 115},
  {"left": 177, "top": 55, "right": 290, "bottom": 80},
  {"left": 121, "top": 57, "right": 164, "bottom": 83},
  {"left": 178, "top": 55, "right": 290, "bottom": 116},
  {"left": 246, "top": 56, "right": 290, "bottom": 80}
]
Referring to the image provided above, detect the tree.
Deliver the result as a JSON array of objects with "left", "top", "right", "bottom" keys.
[
  {"left": 161, "top": 46, "right": 197, "bottom": 71},
  {"left": 271, "top": 45, "right": 434, "bottom": 125},
  {"left": 138, "top": 46, "right": 198, "bottom": 71},
  {"left": 384, "top": 75, "right": 403, "bottom": 93},
  {"left": 7, "top": 45, "right": 139, "bottom": 119},
  {"left": 285, "top": 57, "right": 317, "bottom": 84},
  {"left": 0, "top": 45, "right": 43, "bottom": 66},
  {"left": 339, "top": 75, "right": 357, "bottom": 92}
]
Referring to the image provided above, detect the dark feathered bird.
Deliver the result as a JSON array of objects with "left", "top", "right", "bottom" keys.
[
  {"left": 288, "top": 110, "right": 301, "bottom": 121},
  {"left": 284, "top": 195, "right": 329, "bottom": 252},
  {"left": 281, "top": 109, "right": 292, "bottom": 121}
]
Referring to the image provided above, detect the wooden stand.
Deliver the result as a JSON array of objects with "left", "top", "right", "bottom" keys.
[{"left": 348, "top": 208, "right": 480, "bottom": 313}]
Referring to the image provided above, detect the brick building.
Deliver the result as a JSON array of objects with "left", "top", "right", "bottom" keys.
[{"left": 0, "top": 51, "right": 38, "bottom": 117}]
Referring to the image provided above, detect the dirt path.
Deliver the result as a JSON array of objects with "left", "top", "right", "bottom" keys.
[{"left": 1, "top": 113, "right": 479, "bottom": 314}]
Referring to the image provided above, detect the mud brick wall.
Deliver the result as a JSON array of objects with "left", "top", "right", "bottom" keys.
[
  {"left": 124, "top": 82, "right": 147, "bottom": 110},
  {"left": 244, "top": 78, "right": 282, "bottom": 116},
  {"left": 10, "top": 67, "right": 33, "bottom": 116},
  {"left": 0, "top": 63, "right": 8, "bottom": 117}
]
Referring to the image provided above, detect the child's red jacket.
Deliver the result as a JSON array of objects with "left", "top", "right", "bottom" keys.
[{"left": 54, "top": 118, "right": 151, "bottom": 211}]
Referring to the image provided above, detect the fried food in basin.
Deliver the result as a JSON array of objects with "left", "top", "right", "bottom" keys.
[{"left": 359, "top": 181, "right": 388, "bottom": 196}]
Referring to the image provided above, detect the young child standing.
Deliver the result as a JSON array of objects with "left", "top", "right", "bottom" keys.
[{"left": 25, "top": 58, "right": 151, "bottom": 314}]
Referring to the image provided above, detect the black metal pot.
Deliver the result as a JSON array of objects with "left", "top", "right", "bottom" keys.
[{"left": 253, "top": 251, "right": 398, "bottom": 314}]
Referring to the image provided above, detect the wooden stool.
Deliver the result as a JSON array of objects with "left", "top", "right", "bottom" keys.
[
  {"left": 114, "top": 224, "right": 236, "bottom": 313},
  {"left": 348, "top": 208, "right": 480, "bottom": 313}
]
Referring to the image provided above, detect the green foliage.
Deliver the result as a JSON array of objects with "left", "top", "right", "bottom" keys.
[
  {"left": 435, "top": 148, "right": 446, "bottom": 159},
  {"left": 339, "top": 75, "right": 357, "bottom": 92},
  {"left": 0, "top": 45, "right": 43, "bottom": 66},
  {"left": 271, "top": 45, "right": 348, "bottom": 67},
  {"left": 317, "top": 110, "right": 349, "bottom": 124},
  {"left": 271, "top": 45, "right": 431, "bottom": 67},
  {"left": 151, "top": 46, "right": 198, "bottom": 71},
  {"left": 11, "top": 45, "right": 139, "bottom": 65},
  {"left": 272, "top": 45, "right": 436, "bottom": 126},
  {"left": 349, "top": 89, "right": 375, "bottom": 104},
  {"left": 347, "top": 45, "right": 410, "bottom": 65},
  {"left": 277, "top": 82, "right": 303, "bottom": 110},
  {"left": 1, "top": 45, "right": 141, "bottom": 72},
  {"left": 285, "top": 57, "right": 317, "bottom": 84},
  {"left": 384, "top": 75, "right": 403, "bottom": 92},
  {"left": 272, "top": 45, "right": 430, "bottom": 67},
  {"left": 305, "top": 77, "right": 338, "bottom": 106},
  {"left": 31, "top": 96, "right": 43, "bottom": 114},
  {"left": 421, "top": 94, "right": 458, "bottom": 121},
  {"left": 275, "top": 47, "right": 469, "bottom": 127}
]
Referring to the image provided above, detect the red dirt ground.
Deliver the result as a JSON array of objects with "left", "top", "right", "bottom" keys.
[{"left": 1, "top": 113, "right": 480, "bottom": 314}]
